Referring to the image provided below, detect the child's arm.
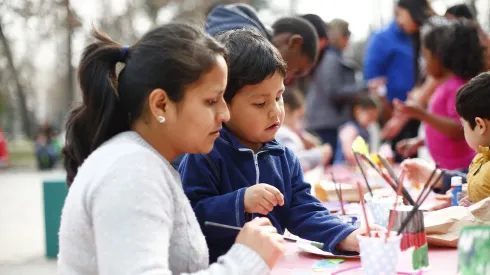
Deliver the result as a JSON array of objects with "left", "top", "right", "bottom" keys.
[
  {"left": 339, "top": 124, "right": 359, "bottom": 164},
  {"left": 419, "top": 112, "right": 464, "bottom": 139},
  {"left": 179, "top": 154, "right": 248, "bottom": 240},
  {"left": 393, "top": 99, "right": 464, "bottom": 138},
  {"left": 285, "top": 155, "right": 358, "bottom": 254}
]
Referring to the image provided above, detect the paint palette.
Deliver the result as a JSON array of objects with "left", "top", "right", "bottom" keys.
[{"left": 297, "top": 242, "right": 360, "bottom": 259}]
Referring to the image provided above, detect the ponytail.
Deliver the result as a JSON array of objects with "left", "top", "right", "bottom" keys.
[
  {"left": 63, "top": 29, "right": 130, "bottom": 186},
  {"left": 63, "top": 24, "right": 227, "bottom": 186}
]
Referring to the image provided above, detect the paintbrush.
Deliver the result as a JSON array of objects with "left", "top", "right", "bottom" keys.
[
  {"left": 386, "top": 171, "right": 405, "bottom": 242},
  {"left": 204, "top": 221, "right": 325, "bottom": 249},
  {"left": 355, "top": 180, "right": 371, "bottom": 237},
  {"left": 352, "top": 151, "right": 374, "bottom": 196},
  {"left": 377, "top": 154, "right": 416, "bottom": 206},
  {"left": 331, "top": 173, "right": 346, "bottom": 215},
  {"left": 416, "top": 164, "right": 439, "bottom": 205},
  {"left": 397, "top": 170, "right": 445, "bottom": 235}
]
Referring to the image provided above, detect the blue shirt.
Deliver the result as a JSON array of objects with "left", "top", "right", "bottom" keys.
[
  {"left": 364, "top": 20, "right": 416, "bottom": 102},
  {"left": 179, "top": 127, "right": 358, "bottom": 263}
]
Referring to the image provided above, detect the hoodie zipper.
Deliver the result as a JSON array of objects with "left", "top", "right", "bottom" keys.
[
  {"left": 239, "top": 148, "right": 267, "bottom": 184},
  {"left": 239, "top": 148, "right": 268, "bottom": 222}
]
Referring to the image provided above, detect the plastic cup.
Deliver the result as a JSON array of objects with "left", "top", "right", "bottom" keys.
[
  {"left": 357, "top": 231, "right": 402, "bottom": 275},
  {"left": 389, "top": 205, "right": 429, "bottom": 272},
  {"left": 364, "top": 193, "right": 403, "bottom": 227}
]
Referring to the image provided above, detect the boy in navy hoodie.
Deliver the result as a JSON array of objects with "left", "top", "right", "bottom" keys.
[{"left": 179, "top": 29, "right": 364, "bottom": 263}]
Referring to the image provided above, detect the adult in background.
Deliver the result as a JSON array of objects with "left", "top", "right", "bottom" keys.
[
  {"left": 294, "top": 14, "right": 329, "bottom": 92},
  {"left": 206, "top": 4, "right": 318, "bottom": 85},
  {"left": 363, "top": 0, "right": 435, "bottom": 162},
  {"left": 305, "top": 19, "right": 381, "bottom": 158}
]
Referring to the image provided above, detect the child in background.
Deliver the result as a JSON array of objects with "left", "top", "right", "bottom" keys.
[
  {"left": 276, "top": 88, "right": 332, "bottom": 171},
  {"left": 334, "top": 94, "right": 380, "bottom": 164},
  {"left": 179, "top": 29, "right": 371, "bottom": 263},
  {"left": 402, "top": 72, "right": 490, "bottom": 205},
  {"left": 395, "top": 17, "right": 485, "bottom": 170}
]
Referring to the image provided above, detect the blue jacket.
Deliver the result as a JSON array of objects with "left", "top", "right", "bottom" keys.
[
  {"left": 179, "top": 127, "right": 358, "bottom": 263},
  {"left": 205, "top": 4, "right": 272, "bottom": 40},
  {"left": 363, "top": 20, "right": 416, "bottom": 102}
]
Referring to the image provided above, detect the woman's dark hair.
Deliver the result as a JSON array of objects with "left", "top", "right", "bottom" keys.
[
  {"left": 456, "top": 72, "right": 490, "bottom": 129},
  {"left": 421, "top": 17, "right": 485, "bottom": 80},
  {"left": 215, "top": 29, "right": 287, "bottom": 103},
  {"left": 283, "top": 88, "right": 305, "bottom": 112},
  {"left": 446, "top": 4, "right": 474, "bottom": 19},
  {"left": 272, "top": 17, "right": 319, "bottom": 63},
  {"left": 63, "top": 23, "right": 226, "bottom": 186},
  {"left": 397, "top": 0, "right": 436, "bottom": 83}
]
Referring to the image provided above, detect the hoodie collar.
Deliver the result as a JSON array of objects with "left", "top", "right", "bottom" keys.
[{"left": 218, "top": 126, "right": 285, "bottom": 153}]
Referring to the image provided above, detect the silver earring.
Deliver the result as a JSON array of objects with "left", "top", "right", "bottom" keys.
[{"left": 157, "top": 116, "right": 166, "bottom": 123}]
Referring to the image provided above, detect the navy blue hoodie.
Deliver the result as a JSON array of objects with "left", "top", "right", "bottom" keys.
[
  {"left": 205, "top": 4, "right": 272, "bottom": 40},
  {"left": 179, "top": 127, "right": 358, "bottom": 263}
]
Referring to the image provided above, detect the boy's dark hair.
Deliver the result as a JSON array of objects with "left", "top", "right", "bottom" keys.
[
  {"left": 456, "top": 72, "right": 490, "bottom": 129},
  {"left": 63, "top": 24, "right": 226, "bottom": 186},
  {"left": 271, "top": 17, "right": 319, "bottom": 63},
  {"left": 215, "top": 29, "right": 287, "bottom": 103},
  {"left": 446, "top": 4, "right": 474, "bottom": 19},
  {"left": 283, "top": 88, "right": 305, "bottom": 112},
  {"left": 300, "top": 14, "right": 327, "bottom": 39},
  {"left": 421, "top": 16, "right": 485, "bottom": 80}
]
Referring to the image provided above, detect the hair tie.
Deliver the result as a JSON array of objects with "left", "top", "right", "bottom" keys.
[{"left": 120, "top": 46, "right": 129, "bottom": 62}]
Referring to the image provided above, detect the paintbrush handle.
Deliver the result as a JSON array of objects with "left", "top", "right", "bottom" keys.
[
  {"left": 353, "top": 152, "right": 374, "bottom": 196},
  {"left": 397, "top": 171, "right": 445, "bottom": 235},
  {"left": 204, "top": 221, "right": 324, "bottom": 249},
  {"left": 378, "top": 155, "right": 416, "bottom": 206}
]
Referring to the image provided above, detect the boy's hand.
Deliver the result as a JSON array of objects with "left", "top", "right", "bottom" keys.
[
  {"left": 337, "top": 225, "right": 386, "bottom": 252},
  {"left": 458, "top": 196, "right": 473, "bottom": 207},
  {"left": 244, "top": 184, "right": 285, "bottom": 215}
]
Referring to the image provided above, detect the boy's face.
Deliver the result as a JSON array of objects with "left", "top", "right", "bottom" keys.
[
  {"left": 461, "top": 117, "right": 489, "bottom": 151},
  {"left": 225, "top": 72, "right": 285, "bottom": 151}
]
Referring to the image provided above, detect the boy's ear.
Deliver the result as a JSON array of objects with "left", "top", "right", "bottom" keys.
[
  {"left": 475, "top": 117, "right": 488, "bottom": 134},
  {"left": 287, "top": 34, "right": 304, "bottom": 51}
]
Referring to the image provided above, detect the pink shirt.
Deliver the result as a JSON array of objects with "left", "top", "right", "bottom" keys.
[{"left": 426, "top": 76, "right": 475, "bottom": 170}]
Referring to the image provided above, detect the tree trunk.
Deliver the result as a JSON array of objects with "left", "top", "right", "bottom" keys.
[
  {"left": 0, "top": 19, "right": 33, "bottom": 138},
  {"left": 64, "top": 0, "right": 74, "bottom": 122}
]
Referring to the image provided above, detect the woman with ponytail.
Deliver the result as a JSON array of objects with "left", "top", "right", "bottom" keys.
[{"left": 58, "top": 23, "right": 284, "bottom": 275}]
